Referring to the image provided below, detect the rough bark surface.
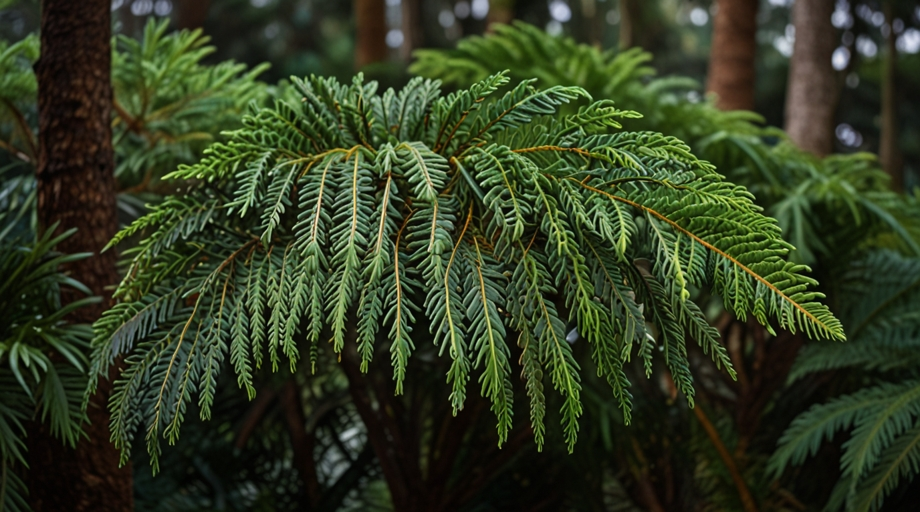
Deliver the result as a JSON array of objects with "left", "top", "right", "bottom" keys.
[
  {"left": 784, "top": 0, "right": 838, "bottom": 156},
  {"left": 354, "top": 0, "right": 388, "bottom": 69},
  {"left": 26, "top": 0, "right": 133, "bottom": 510},
  {"left": 706, "top": 0, "right": 759, "bottom": 111}
]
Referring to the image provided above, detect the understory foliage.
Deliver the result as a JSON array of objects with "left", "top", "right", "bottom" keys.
[
  {"left": 0, "top": 212, "right": 96, "bottom": 512},
  {"left": 770, "top": 250, "right": 920, "bottom": 511},
  {"left": 88, "top": 71, "right": 843, "bottom": 471}
]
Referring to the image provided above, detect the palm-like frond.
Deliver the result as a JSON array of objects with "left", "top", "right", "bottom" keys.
[{"left": 89, "top": 72, "right": 842, "bottom": 468}]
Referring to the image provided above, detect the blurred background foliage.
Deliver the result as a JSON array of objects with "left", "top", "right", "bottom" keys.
[
  {"left": 3, "top": 0, "right": 920, "bottom": 511},
  {"left": 3, "top": 0, "right": 917, "bottom": 185}
]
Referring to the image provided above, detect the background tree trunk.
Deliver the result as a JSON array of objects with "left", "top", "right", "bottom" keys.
[
  {"left": 400, "top": 0, "right": 423, "bottom": 61},
  {"left": 486, "top": 0, "right": 515, "bottom": 33},
  {"left": 879, "top": 2, "right": 902, "bottom": 190},
  {"left": 172, "top": 0, "right": 213, "bottom": 30},
  {"left": 784, "top": 0, "right": 838, "bottom": 156},
  {"left": 706, "top": 0, "right": 759, "bottom": 111},
  {"left": 354, "top": 0, "right": 388, "bottom": 69},
  {"left": 618, "top": 0, "right": 637, "bottom": 50},
  {"left": 26, "top": 0, "right": 133, "bottom": 510}
]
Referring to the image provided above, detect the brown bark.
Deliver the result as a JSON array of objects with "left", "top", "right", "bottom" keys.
[
  {"left": 280, "top": 380, "right": 321, "bottom": 508},
  {"left": 400, "top": 0, "right": 423, "bottom": 61},
  {"left": 784, "top": 0, "right": 838, "bottom": 156},
  {"left": 27, "top": 0, "right": 133, "bottom": 510},
  {"left": 618, "top": 0, "right": 637, "bottom": 50},
  {"left": 486, "top": 0, "right": 515, "bottom": 33},
  {"left": 707, "top": 0, "right": 759, "bottom": 111},
  {"left": 354, "top": 0, "right": 388, "bottom": 69},
  {"left": 879, "top": 2, "right": 903, "bottom": 190}
]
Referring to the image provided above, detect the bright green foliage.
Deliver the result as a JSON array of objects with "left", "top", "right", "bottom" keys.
[
  {"left": 111, "top": 20, "right": 269, "bottom": 194},
  {"left": 0, "top": 217, "right": 97, "bottom": 512},
  {"left": 88, "top": 71, "right": 843, "bottom": 470},
  {"left": 411, "top": 22, "right": 920, "bottom": 266},
  {"left": 771, "top": 250, "right": 920, "bottom": 511}
]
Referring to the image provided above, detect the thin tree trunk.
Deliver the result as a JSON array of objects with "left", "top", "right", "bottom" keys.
[
  {"left": 487, "top": 0, "right": 515, "bottom": 32},
  {"left": 280, "top": 380, "right": 321, "bottom": 508},
  {"left": 707, "top": 0, "right": 759, "bottom": 111},
  {"left": 880, "top": 2, "right": 902, "bottom": 190},
  {"left": 354, "top": 0, "right": 388, "bottom": 69},
  {"left": 618, "top": 0, "right": 637, "bottom": 50},
  {"left": 172, "top": 0, "right": 213, "bottom": 30},
  {"left": 27, "top": 0, "right": 133, "bottom": 510},
  {"left": 400, "top": 0, "right": 423, "bottom": 61},
  {"left": 784, "top": 0, "right": 838, "bottom": 156}
]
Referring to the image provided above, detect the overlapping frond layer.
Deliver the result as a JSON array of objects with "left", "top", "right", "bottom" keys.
[
  {"left": 411, "top": 22, "right": 920, "bottom": 267},
  {"left": 773, "top": 251, "right": 920, "bottom": 511},
  {"left": 89, "top": 73, "right": 842, "bottom": 466}
]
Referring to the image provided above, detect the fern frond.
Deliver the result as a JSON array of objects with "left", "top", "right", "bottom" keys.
[{"left": 89, "top": 74, "right": 842, "bottom": 462}]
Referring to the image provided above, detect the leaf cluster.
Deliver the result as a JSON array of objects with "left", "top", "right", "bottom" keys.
[
  {"left": 89, "top": 71, "right": 843, "bottom": 471},
  {"left": 0, "top": 217, "right": 96, "bottom": 512}
]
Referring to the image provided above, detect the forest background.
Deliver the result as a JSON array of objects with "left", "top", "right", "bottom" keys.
[{"left": 2, "top": 0, "right": 920, "bottom": 511}]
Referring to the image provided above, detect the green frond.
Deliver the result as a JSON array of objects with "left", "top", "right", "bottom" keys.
[{"left": 89, "top": 73, "right": 842, "bottom": 462}]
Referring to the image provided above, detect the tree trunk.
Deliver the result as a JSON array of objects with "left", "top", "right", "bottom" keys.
[
  {"left": 487, "top": 0, "right": 515, "bottom": 33},
  {"left": 354, "top": 0, "right": 388, "bottom": 69},
  {"left": 706, "top": 0, "right": 759, "bottom": 111},
  {"left": 879, "top": 2, "right": 902, "bottom": 190},
  {"left": 172, "top": 0, "right": 213, "bottom": 30},
  {"left": 400, "top": 0, "right": 423, "bottom": 61},
  {"left": 784, "top": 0, "right": 838, "bottom": 156},
  {"left": 27, "top": 0, "right": 133, "bottom": 510},
  {"left": 618, "top": 0, "right": 637, "bottom": 50}
]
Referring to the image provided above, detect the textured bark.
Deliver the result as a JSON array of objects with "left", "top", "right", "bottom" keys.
[
  {"left": 354, "top": 0, "right": 388, "bottom": 69},
  {"left": 879, "top": 3, "right": 903, "bottom": 190},
  {"left": 706, "top": 0, "right": 759, "bottom": 111},
  {"left": 27, "top": 0, "right": 133, "bottom": 510},
  {"left": 784, "top": 0, "right": 838, "bottom": 156}
]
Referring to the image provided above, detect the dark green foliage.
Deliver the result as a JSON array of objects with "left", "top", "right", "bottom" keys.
[
  {"left": 771, "top": 250, "right": 920, "bottom": 511},
  {"left": 0, "top": 20, "right": 269, "bottom": 219},
  {"left": 0, "top": 216, "right": 97, "bottom": 512},
  {"left": 88, "top": 70, "right": 843, "bottom": 470}
]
